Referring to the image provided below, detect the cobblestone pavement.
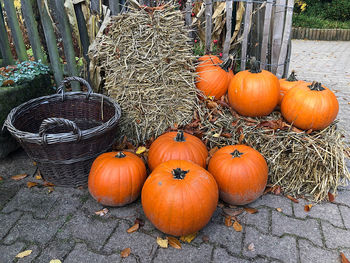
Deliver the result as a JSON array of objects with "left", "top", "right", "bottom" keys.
[{"left": 0, "top": 40, "right": 349, "bottom": 263}]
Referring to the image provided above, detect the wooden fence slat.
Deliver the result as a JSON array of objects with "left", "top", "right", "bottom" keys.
[
  {"left": 205, "top": 0, "right": 213, "bottom": 54},
  {"left": 271, "top": 0, "right": 286, "bottom": 74},
  {"left": 240, "top": 0, "right": 253, "bottom": 70},
  {"left": 54, "top": 0, "right": 80, "bottom": 91},
  {"left": 260, "top": 0, "right": 273, "bottom": 70},
  {"left": 3, "top": 0, "right": 28, "bottom": 61},
  {"left": 222, "top": 0, "right": 233, "bottom": 60},
  {"left": 109, "top": 0, "right": 120, "bottom": 15},
  {"left": 0, "top": 2, "right": 14, "bottom": 66},
  {"left": 276, "top": 0, "right": 294, "bottom": 78},
  {"left": 283, "top": 36, "right": 291, "bottom": 78},
  {"left": 90, "top": 0, "right": 102, "bottom": 14},
  {"left": 37, "top": 0, "right": 63, "bottom": 85},
  {"left": 185, "top": 0, "right": 193, "bottom": 39},
  {"left": 21, "top": 0, "right": 47, "bottom": 63}
]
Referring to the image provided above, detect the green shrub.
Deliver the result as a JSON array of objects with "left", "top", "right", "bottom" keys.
[{"left": 324, "top": 0, "right": 350, "bottom": 22}]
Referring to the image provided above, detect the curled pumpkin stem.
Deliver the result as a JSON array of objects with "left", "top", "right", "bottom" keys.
[
  {"left": 287, "top": 70, "right": 298, "bottom": 82},
  {"left": 175, "top": 130, "right": 186, "bottom": 142},
  {"left": 172, "top": 168, "right": 189, "bottom": 180},
  {"left": 115, "top": 151, "right": 126, "bottom": 158},
  {"left": 249, "top": 57, "right": 262, "bottom": 74},
  {"left": 231, "top": 149, "right": 243, "bottom": 158},
  {"left": 308, "top": 81, "right": 325, "bottom": 91}
]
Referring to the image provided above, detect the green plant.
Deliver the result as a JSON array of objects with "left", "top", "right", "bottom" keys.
[{"left": 324, "top": 0, "right": 350, "bottom": 22}]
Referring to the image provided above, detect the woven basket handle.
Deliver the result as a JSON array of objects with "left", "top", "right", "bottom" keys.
[
  {"left": 56, "top": 76, "right": 92, "bottom": 99},
  {"left": 39, "top": 118, "right": 82, "bottom": 144}
]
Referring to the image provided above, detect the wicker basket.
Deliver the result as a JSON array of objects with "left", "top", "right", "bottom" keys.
[{"left": 3, "top": 77, "right": 121, "bottom": 187}]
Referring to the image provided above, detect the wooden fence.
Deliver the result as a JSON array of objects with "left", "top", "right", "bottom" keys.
[
  {"left": 292, "top": 27, "right": 350, "bottom": 41},
  {"left": 0, "top": 0, "right": 294, "bottom": 91}
]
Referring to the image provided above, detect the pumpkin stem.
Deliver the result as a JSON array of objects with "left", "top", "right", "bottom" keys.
[
  {"left": 287, "top": 70, "right": 298, "bottom": 82},
  {"left": 249, "top": 57, "right": 262, "bottom": 73},
  {"left": 308, "top": 81, "right": 325, "bottom": 91},
  {"left": 172, "top": 168, "right": 189, "bottom": 180},
  {"left": 115, "top": 151, "right": 126, "bottom": 158},
  {"left": 230, "top": 149, "right": 243, "bottom": 158},
  {"left": 174, "top": 130, "right": 186, "bottom": 142},
  {"left": 220, "top": 55, "right": 233, "bottom": 72}
]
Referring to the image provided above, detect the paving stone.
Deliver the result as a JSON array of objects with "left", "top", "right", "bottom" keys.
[
  {"left": 213, "top": 247, "right": 270, "bottom": 263},
  {"left": 36, "top": 239, "right": 75, "bottom": 263},
  {"left": 0, "top": 242, "right": 25, "bottom": 263},
  {"left": 56, "top": 211, "right": 118, "bottom": 251},
  {"left": 65, "top": 243, "right": 121, "bottom": 263},
  {"left": 103, "top": 220, "right": 157, "bottom": 263},
  {"left": 15, "top": 244, "right": 40, "bottom": 263},
  {"left": 0, "top": 183, "right": 21, "bottom": 209},
  {"left": 322, "top": 221, "right": 350, "bottom": 249},
  {"left": 0, "top": 149, "right": 36, "bottom": 178},
  {"left": 108, "top": 199, "right": 143, "bottom": 220},
  {"left": 244, "top": 207, "right": 270, "bottom": 234},
  {"left": 293, "top": 199, "right": 343, "bottom": 228},
  {"left": 339, "top": 205, "right": 350, "bottom": 229},
  {"left": 335, "top": 190, "right": 350, "bottom": 207},
  {"left": 272, "top": 210, "right": 322, "bottom": 246},
  {"left": 298, "top": 239, "right": 339, "bottom": 263},
  {"left": 155, "top": 243, "right": 213, "bottom": 263},
  {"left": 3, "top": 213, "right": 65, "bottom": 245},
  {"left": 243, "top": 226, "right": 297, "bottom": 263},
  {"left": 2, "top": 187, "right": 59, "bottom": 218},
  {"left": 249, "top": 194, "right": 293, "bottom": 216},
  {"left": 0, "top": 211, "right": 22, "bottom": 239}
]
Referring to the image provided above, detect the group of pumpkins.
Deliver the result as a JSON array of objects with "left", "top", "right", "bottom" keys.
[
  {"left": 196, "top": 55, "right": 339, "bottom": 131},
  {"left": 88, "top": 130, "right": 268, "bottom": 236}
]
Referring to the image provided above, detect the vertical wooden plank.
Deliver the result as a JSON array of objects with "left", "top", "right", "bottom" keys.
[
  {"left": 283, "top": 36, "right": 292, "bottom": 78},
  {"left": 271, "top": 0, "right": 286, "bottom": 74},
  {"left": 54, "top": 0, "right": 80, "bottom": 91},
  {"left": 185, "top": 0, "right": 193, "bottom": 39},
  {"left": 276, "top": 0, "right": 294, "bottom": 78},
  {"left": 109, "top": 0, "right": 120, "bottom": 15},
  {"left": 37, "top": 0, "right": 63, "bottom": 85},
  {"left": 0, "top": 2, "right": 14, "bottom": 65},
  {"left": 222, "top": 0, "right": 233, "bottom": 60},
  {"left": 2, "top": 0, "right": 28, "bottom": 61},
  {"left": 21, "top": 0, "right": 47, "bottom": 63},
  {"left": 204, "top": 0, "right": 213, "bottom": 54},
  {"left": 240, "top": 0, "right": 253, "bottom": 70},
  {"left": 90, "top": 0, "right": 101, "bottom": 14},
  {"left": 260, "top": 0, "right": 273, "bottom": 70}
]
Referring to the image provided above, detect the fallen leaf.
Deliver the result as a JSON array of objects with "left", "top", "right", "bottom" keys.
[
  {"left": 341, "top": 252, "right": 350, "bottom": 263},
  {"left": 47, "top": 187, "right": 54, "bottom": 194},
  {"left": 233, "top": 221, "right": 243, "bottom": 232},
  {"left": 127, "top": 223, "right": 139, "bottom": 233},
  {"left": 0, "top": 176, "right": 3, "bottom": 181},
  {"left": 157, "top": 237, "right": 168, "bottom": 248},
  {"left": 11, "top": 174, "right": 28, "bottom": 181},
  {"left": 3, "top": 79, "right": 15, "bottom": 86},
  {"left": 276, "top": 208, "right": 282, "bottom": 212},
  {"left": 35, "top": 175, "right": 42, "bottom": 180},
  {"left": 247, "top": 243, "right": 255, "bottom": 251},
  {"left": 95, "top": 208, "right": 109, "bottom": 216},
  {"left": 221, "top": 132, "right": 232, "bottom": 138},
  {"left": 27, "top": 182, "right": 38, "bottom": 188},
  {"left": 213, "top": 133, "right": 220, "bottom": 138},
  {"left": 328, "top": 192, "right": 335, "bottom": 202},
  {"left": 225, "top": 216, "right": 233, "bottom": 227},
  {"left": 306, "top": 129, "right": 313, "bottom": 134},
  {"left": 15, "top": 250, "right": 32, "bottom": 258},
  {"left": 43, "top": 181, "right": 55, "bottom": 187},
  {"left": 244, "top": 207, "right": 258, "bottom": 214},
  {"left": 209, "top": 146, "right": 219, "bottom": 157},
  {"left": 180, "top": 232, "right": 197, "bottom": 243},
  {"left": 202, "top": 235, "right": 209, "bottom": 242},
  {"left": 136, "top": 146, "right": 147, "bottom": 154},
  {"left": 286, "top": 195, "right": 299, "bottom": 203},
  {"left": 304, "top": 204, "right": 313, "bottom": 212},
  {"left": 120, "top": 247, "right": 131, "bottom": 258},
  {"left": 33, "top": 161, "right": 37, "bottom": 166},
  {"left": 223, "top": 208, "right": 244, "bottom": 217},
  {"left": 217, "top": 202, "right": 225, "bottom": 208},
  {"left": 271, "top": 185, "right": 281, "bottom": 195},
  {"left": 238, "top": 133, "right": 245, "bottom": 143},
  {"left": 134, "top": 218, "right": 145, "bottom": 227},
  {"left": 49, "top": 260, "right": 62, "bottom": 263},
  {"left": 167, "top": 236, "right": 181, "bottom": 249}
]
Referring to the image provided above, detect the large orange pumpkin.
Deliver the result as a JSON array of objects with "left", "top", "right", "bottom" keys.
[
  {"left": 278, "top": 71, "right": 305, "bottom": 105},
  {"left": 208, "top": 145, "right": 268, "bottom": 205},
  {"left": 281, "top": 81, "right": 339, "bottom": 130},
  {"left": 142, "top": 160, "right": 218, "bottom": 236},
  {"left": 148, "top": 130, "right": 208, "bottom": 171},
  {"left": 88, "top": 151, "right": 147, "bottom": 206},
  {"left": 228, "top": 58, "right": 280, "bottom": 117},
  {"left": 195, "top": 56, "right": 233, "bottom": 99}
]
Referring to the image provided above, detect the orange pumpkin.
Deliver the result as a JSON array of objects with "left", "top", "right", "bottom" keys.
[
  {"left": 281, "top": 81, "right": 339, "bottom": 130},
  {"left": 141, "top": 160, "right": 218, "bottom": 236},
  {"left": 228, "top": 58, "right": 280, "bottom": 117},
  {"left": 88, "top": 151, "right": 147, "bottom": 206},
  {"left": 208, "top": 145, "right": 268, "bottom": 205},
  {"left": 278, "top": 71, "right": 305, "bottom": 105},
  {"left": 148, "top": 130, "right": 208, "bottom": 171},
  {"left": 198, "top": 54, "right": 222, "bottom": 65}
]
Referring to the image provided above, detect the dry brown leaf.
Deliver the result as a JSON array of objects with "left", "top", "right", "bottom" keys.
[
  {"left": 244, "top": 207, "right": 258, "bottom": 214},
  {"left": 341, "top": 252, "right": 350, "bottom": 263},
  {"left": 157, "top": 237, "right": 168, "bottom": 248},
  {"left": 328, "top": 192, "right": 335, "bottom": 202},
  {"left": 180, "top": 232, "right": 197, "bottom": 243},
  {"left": 0, "top": 176, "right": 3, "bottom": 181},
  {"left": 217, "top": 202, "right": 225, "bottom": 208},
  {"left": 238, "top": 133, "right": 245, "bottom": 143},
  {"left": 3, "top": 79, "right": 15, "bottom": 86},
  {"left": 167, "top": 236, "right": 181, "bottom": 249},
  {"left": 43, "top": 181, "right": 55, "bottom": 187},
  {"left": 134, "top": 218, "right": 145, "bottom": 227},
  {"left": 15, "top": 250, "right": 32, "bottom": 258},
  {"left": 136, "top": 146, "right": 147, "bottom": 154},
  {"left": 121, "top": 247, "right": 131, "bottom": 258},
  {"left": 272, "top": 185, "right": 281, "bottom": 195},
  {"left": 223, "top": 208, "right": 244, "bottom": 217},
  {"left": 225, "top": 216, "right": 233, "bottom": 227},
  {"left": 49, "top": 260, "right": 62, "bottom": 263},
  {"left": 213, "top": 133, "right": 220, "bottom": 138},
  {"left": 11, "top": 174, "right": 28, "bottom": 181},
  {"left": 233, "top": 221, "right": 242, "bottom": 232},
  {"left": 27, "top": 182, "right": 38, "bottom": 188},
  {"left": 202, "top": 235, "right": 209, "bottom": 242},
  {"left": 127, "top": 223, "right": 139, "bottom": 233},
  {"left": 33, "top": 161, "right": 37, "bottom": 166},
  {"left": 247, "top": 243, "right": 255, "bottom": 251},
  {"left": 286, "top": 195, "right": 299, "bottom": 203},
  {"left": 35, "top": 175, "right": 42, "bottom": 180},
  {"left": 47, "top": 187, "right": 54, "bottom": 194},
  {"left": 95, "top": 208, "right": 109, "bottom": 216},
  {"left": 276, "top": 208, "right": 282, "bottom": 212},
  {"left": 304, "top": 204, "right": 313, "bottom": 212},
  {"left": 209, "top": 146, "right": 219, "bottom": 157},
  {"left": 221, "top": 132, "right": 232, "bottom": 138}
]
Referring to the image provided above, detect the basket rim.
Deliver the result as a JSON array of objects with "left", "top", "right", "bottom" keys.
[{"left": 3, "top": 91, "right": 121, "bottom": 145}]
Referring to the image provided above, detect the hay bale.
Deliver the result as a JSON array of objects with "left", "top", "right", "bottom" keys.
[{"left": 88, "top": 2, "right": 199, "bottom": 144}]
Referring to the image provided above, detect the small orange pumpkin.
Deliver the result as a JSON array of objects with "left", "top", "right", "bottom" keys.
[
  {"left": 142, "top": 160, "right": 218, "bottom": 236},
  {"left": 281, "top": 81, "right": 339, "bottom": 130},
  {"left": 278, "top": 71, "right": 305, "bottom": 105},
  {"left": 208, "top": 145, "right": 268, "bottom": 205},
  {"left": 198, "top": 54, "right": 222, "bottom": 65},
  {"left": 88, "top": 151, "right": 147, "bottom": 206},
  {"left": 228, "top": 58, "right": 280, "bottom": 117},
  {"left": 148, "top": 130, "right": 208, "bottom": 171}
]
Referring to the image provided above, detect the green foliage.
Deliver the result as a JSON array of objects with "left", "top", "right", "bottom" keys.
[
  {"left": 293, "top": 13, "right": 350, "bottom": 29},
  {"left": 0, "top": 61, "right": 50, "bottom": 87},
  {"left": 323, "top": 0, "right": 350, "bottom": 22}
]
